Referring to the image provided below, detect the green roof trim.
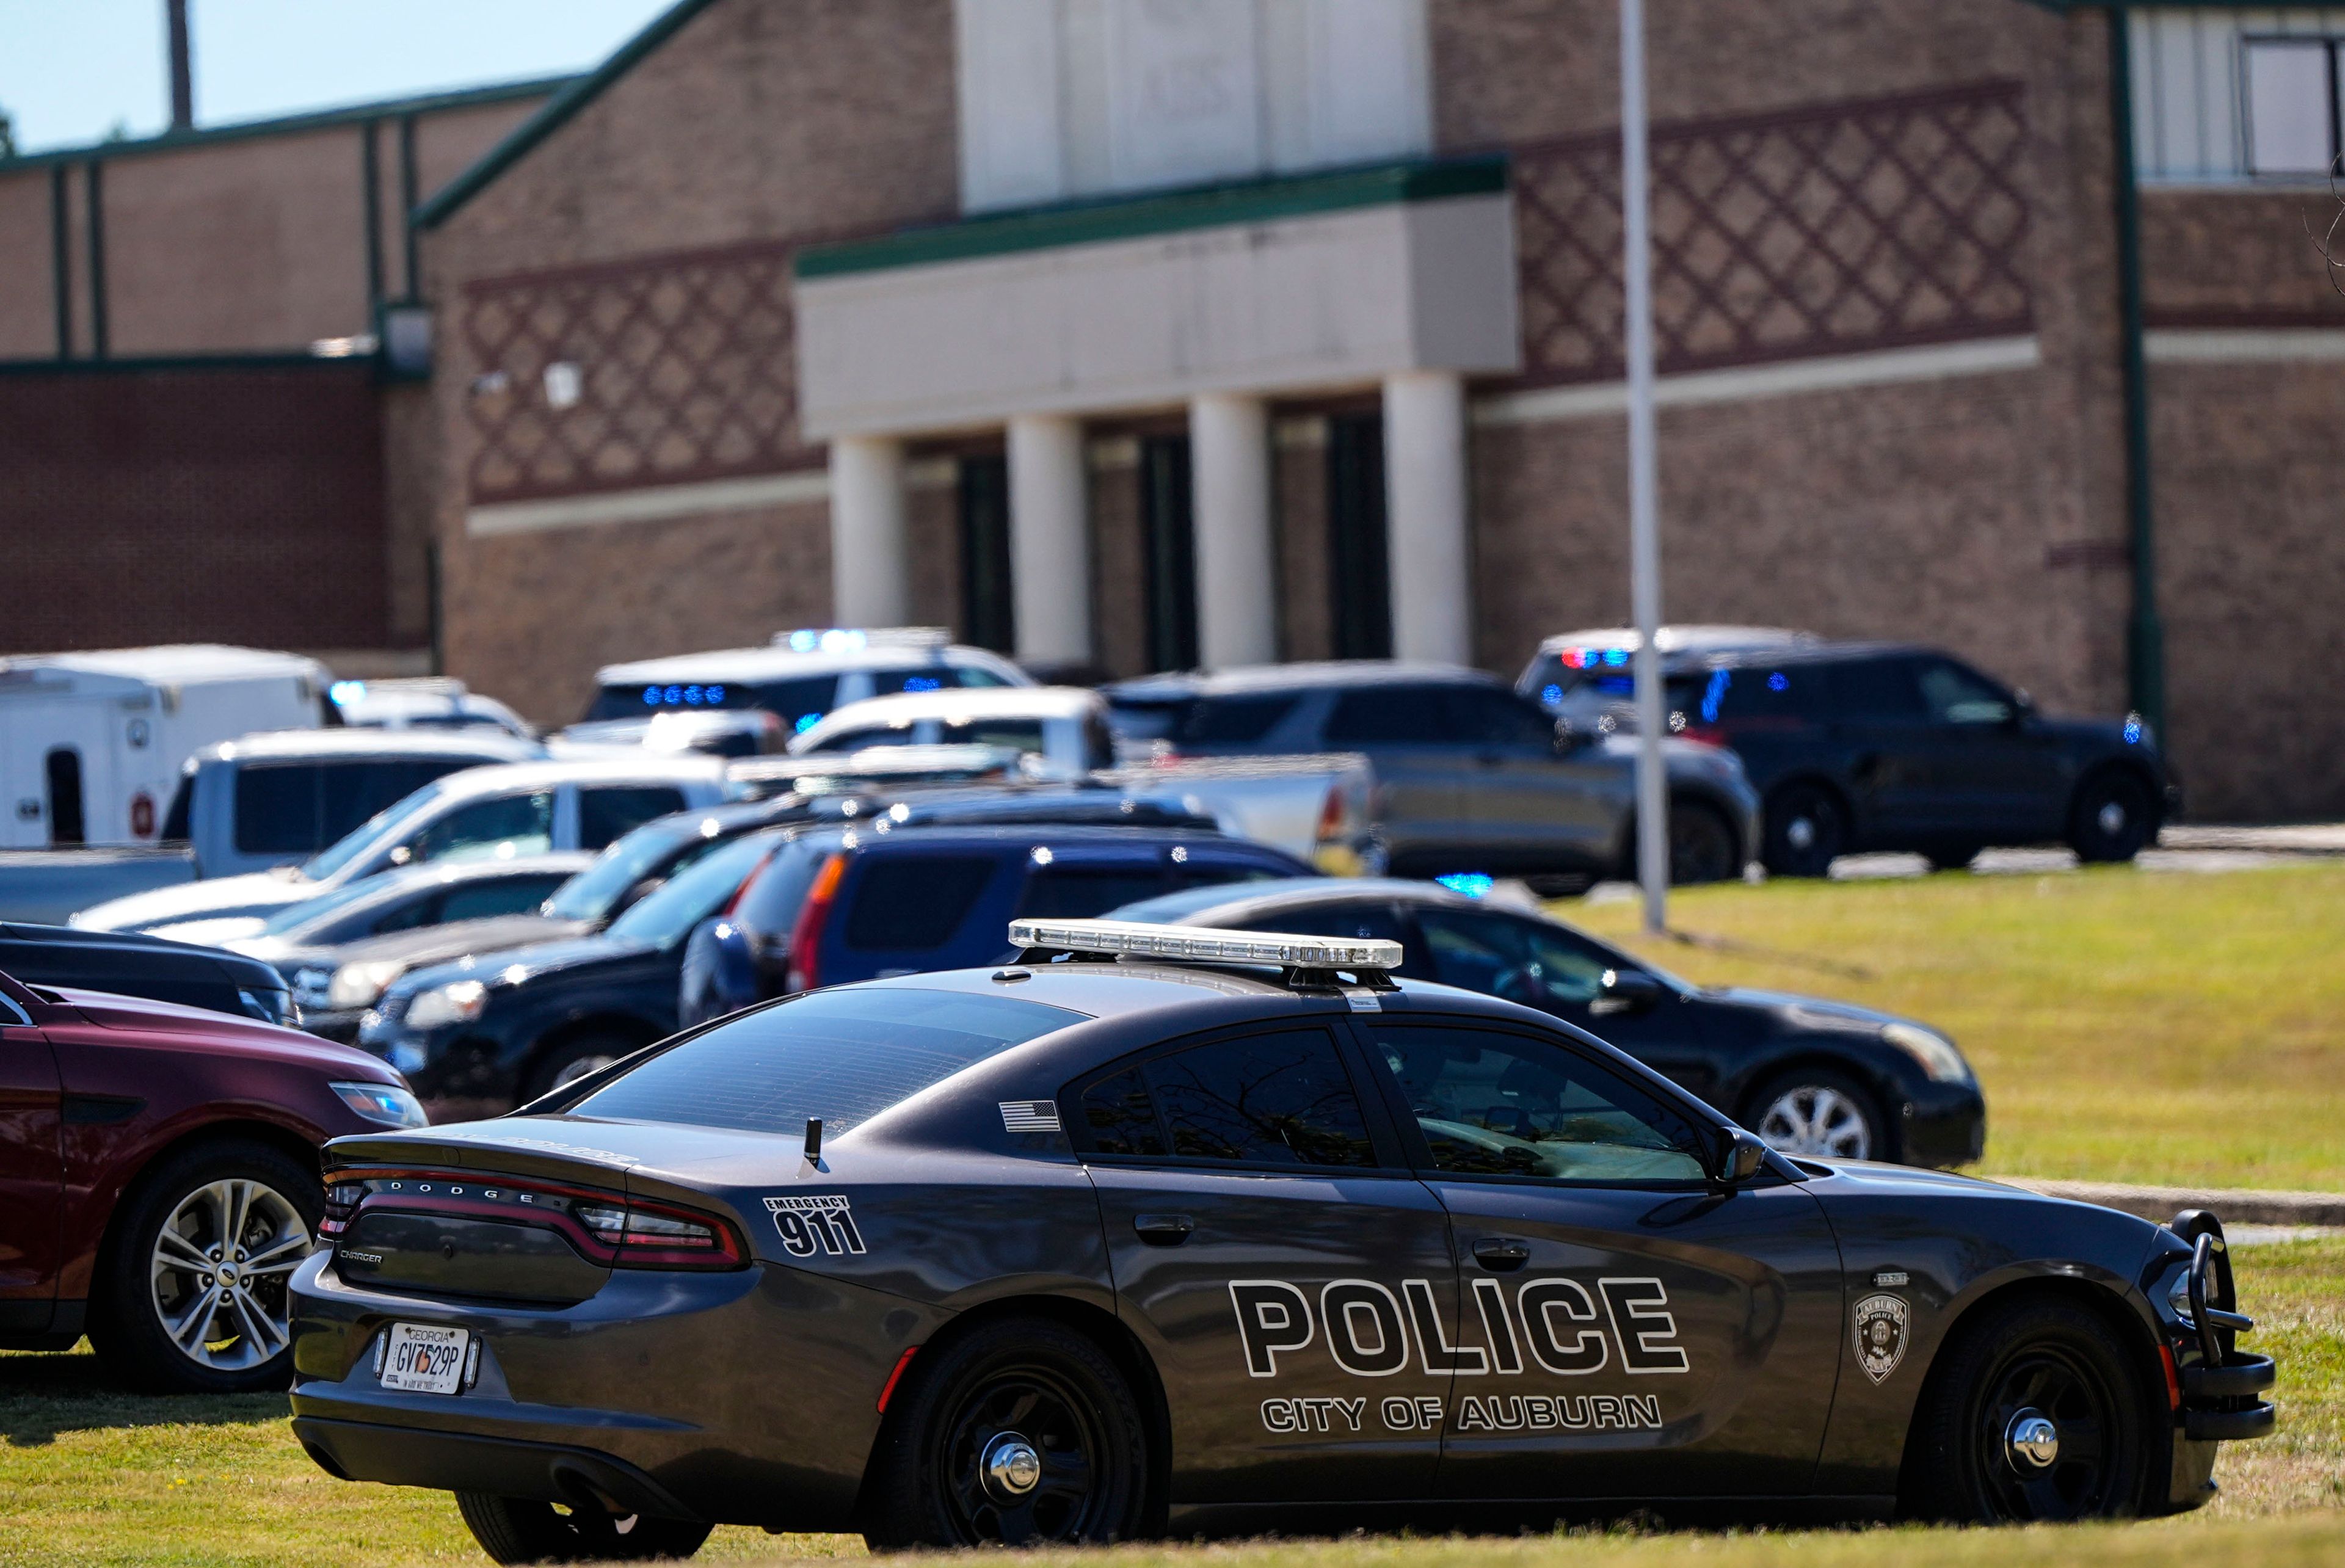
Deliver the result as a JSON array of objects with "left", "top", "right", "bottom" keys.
[
  {"left": 414, "top": 0, "right": 722, "bottom": 230},
  {"left": 794, "top": 154, "right": 1511, "bottom": 280},
  {"left": 0, "top": 76, "right": 575, "bottom": 176}
]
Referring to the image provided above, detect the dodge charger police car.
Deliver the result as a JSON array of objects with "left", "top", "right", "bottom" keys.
[{"left": 288, "top": 922, "right": 2273, "bottom": 1561}]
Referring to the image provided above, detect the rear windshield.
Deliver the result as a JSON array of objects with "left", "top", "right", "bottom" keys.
[{"left": 569, "top": 986, "right": 1079, "bottom": 1135}]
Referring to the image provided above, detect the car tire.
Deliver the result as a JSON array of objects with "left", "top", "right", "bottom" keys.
[
  {"left": 1744, "top": 1068, "right": 1889, "bottom": 1162},
  {"left": 2068, "top": 771, "right": 2155, "bottom": 863},
  {"left": 1668, "top": 800, "right": 1741, "bottom": 885},
  {"left": 454, "top": 1494, "right": 711, "bottom": 1564},
  {"left": 863, "top": 1316, "right": 1149, "bottom": 1549},
  {"left": 87, "top": 1137, "right": 321, "bottom": 1395},
  {"left": 1761, "top": 783, "right": 1848, "bottom": 878},
  {"left": 523, "top": 1034, "right": 635, "bottom": 1103},
  {"left": 1903, "top": 1294, "right": 2152, "bottom": 1523}
]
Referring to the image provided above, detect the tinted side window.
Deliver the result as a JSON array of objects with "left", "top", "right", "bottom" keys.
[
  {"left": 320, "top": 761, "right": 453, "bottom": 845},
  {"left": 1415, "top": 910, "right": 1612, "bottom": 1004},
  {"left": 159, "top": 774, "right": 194, "bottom": 843},
  {"left": 1453, "top": 689, "right": 1558, "bottom": 749},
  {"left": 1917, "top": 659, "right": 2013, "bottom": 725},
  {"left": 752, "top": 675, "right": 842, "bottom": 732},
  {"left": 1699, "top": 665, "right": 1827, "bottom": 724},
  {"left": 368, "top": 894, "right": 438, "bottom": 936},
  {"left": 233, "top": 765, "right": 322, "bottom": 855},
  {"left": 580, "top": 786, "right": 688, "bottom": 851},
  {"left": 438, "top": 875, "right": 570, "bottom": 923},
  {"left": 1234, "top": 901, "right": 1407, "bottom": 946},
  {"left": 1370, "top": 1023, "right": 1707, "bottom": 1183},
  {"left": 1325, "top": 684, "right": 1462, "bottom": 744},
  {"left": 839, "top": 856, "right": 997, "bottom": 949},
  {"left": 1014, "top": 866, "right": 1174, "bottom": 920},
  {"left": 1176, "top": 694, "right": 1298, "bottom": 745},
  {"left": 1829, "top": 658, "right": 1926, "bottom": 720},
  {"left": 1082, "top": 1029, "right": 1375, "bottom": 1167},
  {"left": 408, "top": 791, "right": 554, "bottom": 864}
]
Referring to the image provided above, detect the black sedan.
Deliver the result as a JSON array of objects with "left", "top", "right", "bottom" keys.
[
  {"left": 1109, "top": 879, "right": 1982, "bottom": 1168},
  {"left": 289, "top": 920, "right": 2270, "bottom": 1558}
]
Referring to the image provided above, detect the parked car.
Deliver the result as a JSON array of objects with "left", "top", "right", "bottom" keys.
[
  {"left": 1665, "top": 642, "right": 2180, "bottom": 874},
  {"left": 150, "top": 852, "right": 591, "bottom": 953},
  {"left": 677, "top": 821, "right": 1314, "bottom": 1026},
  {"left": 556, "top": 710, "right": 787, "bottom": 758},
  {"left": 0, "top": 728, "right": 541, "bottom": 926},
  {"left": 0, "top": 967, "right": 423, "bottom": 1392},
  {"left": 1103, "top": 662, "right": 1759, "bottom": 890},
  {"left": 0, "top": 644, "right": 332, "bottom": 851},
  {"left": 327, "top": 677, "right": 533, "bottom": 738},
  {"left": 72, "top": 756, "right": 730, "bottom": 935},
  {"left": 586, "top": 626, "right": 1030, "bottom": 733},
  {"left": 0, "top": 922, "right": 297, "bottom": 1026},
  {"left": 791, "top": 687, "right": 1117, "bottom": 777},
  {"left": 1106, "top": 877, "right": 1983, "bottom": 1166},
  {"left": 1518, "top": 625, "right": 1815, "bottom": 734}
]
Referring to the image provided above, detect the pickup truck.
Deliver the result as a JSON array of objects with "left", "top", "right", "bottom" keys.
[
  {"left": 1102, "top": 661, "right": 1762, "bottom": 890},
  {"left": 787, "top": 688, "right": 1378, "bottom": 871},
  {"left": 0, "top": 730, "right": 539, "bottom": 924}
]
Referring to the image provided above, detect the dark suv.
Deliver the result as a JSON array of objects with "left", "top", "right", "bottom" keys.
[{"left": 1671, "top": 644, "right": 2177, "bottom": 875}]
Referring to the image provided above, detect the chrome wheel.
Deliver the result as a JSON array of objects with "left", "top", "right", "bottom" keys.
[
  {"left": 1756, "top": 1084, "right": 1875, "bottom": 1159},
  {"left": 148, "top": 1178, "right": 310, "bottom": 1372}
]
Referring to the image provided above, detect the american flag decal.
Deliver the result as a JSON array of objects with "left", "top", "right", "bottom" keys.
[{"left": 999, "top": 1100, "right": 1061, "bottom": 1133}]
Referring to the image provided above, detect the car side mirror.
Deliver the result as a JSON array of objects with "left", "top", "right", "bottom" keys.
[
  {"left": 1591, "top": 967, "right": 1664, "bottom": 1016},
  {"left": 1716, "top": 1127, "right": 1770, "bottom": 1186}
]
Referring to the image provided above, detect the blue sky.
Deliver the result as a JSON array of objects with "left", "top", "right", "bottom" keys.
[{"left": 0, "top": 0, "right": 676, "bottom": 154}]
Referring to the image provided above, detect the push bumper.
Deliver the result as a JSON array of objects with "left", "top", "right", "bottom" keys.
[{"left": 2160, "top": 1213, "right": 2277, "bottom": 1509}]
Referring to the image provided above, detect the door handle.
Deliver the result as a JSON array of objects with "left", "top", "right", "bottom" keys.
[
  {"left": 1472, "top": 1236, "right": 1530, "bottom": 1271},
  {"left": 1133, "top": 1214, "right": 1194, "bottom": 1247}
]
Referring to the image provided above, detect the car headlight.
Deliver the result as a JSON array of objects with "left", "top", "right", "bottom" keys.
[
  {"left": 404, "top": 979, "right": 489, "bottom": 1031},
  {"left": 330, "top": 1080, "right": 428, "bottom": 1128},
  {"left": 327, "top": 959, "right": 409, "bottom": 1012},
  {"left": 1881, "top": 1021, "right": 1974, "bottom": 1084}
]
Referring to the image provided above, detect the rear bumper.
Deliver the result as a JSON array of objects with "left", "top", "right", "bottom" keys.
[{"left": 293, "top": 1417, "right": 701, "bottom": 1521}]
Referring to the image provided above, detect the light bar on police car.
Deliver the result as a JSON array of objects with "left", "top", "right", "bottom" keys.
[{"left": 1006, "top": 918, "right": 1402, "bottom": 971}]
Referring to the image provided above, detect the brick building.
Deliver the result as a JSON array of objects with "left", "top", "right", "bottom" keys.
[
  {"left": 0, "top": 77, "right": 565, "bottom": 669},
  {"left": 12, "top": 2, "right": 2345, "bottom": 819}
]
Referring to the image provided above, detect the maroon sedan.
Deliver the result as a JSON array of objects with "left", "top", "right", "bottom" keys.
[{"left": 0, "top": 969, "right": 424, "bottom": 1393}]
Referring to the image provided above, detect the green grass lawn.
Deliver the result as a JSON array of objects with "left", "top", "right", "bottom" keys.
[{"left": 1571, "top": 862, "right": 2345, "bottom": 1191}]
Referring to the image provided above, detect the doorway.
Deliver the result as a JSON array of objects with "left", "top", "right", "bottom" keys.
[
  {"left": 1139, "top": 434, "right": 1199, "bottom": 672},
  {"left": 1326, "top": 412, "right": 1392, "bottom": 659},
  {"left": 958, "top": 453, "right": 1015, "bottom": 655},
  {"left": 45, "top": 747, "right": 85, "bottom": 847}
]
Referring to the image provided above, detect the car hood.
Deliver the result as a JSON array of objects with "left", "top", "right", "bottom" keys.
[
  {"left": 43, "top": 985, "right": 401, "bottom": 1079},
  {"left": 295, "top": 914, "right": 585, "bottom": 975},
  {"left": 73, "top": 868, "right": 319, "bottom": 932},
  {"left": 1703, "top": 986, "right": 1902, "bottom": 1033},
  {"left": 147, "top": 915, "right": 271, "bottom": 948},
  {"left": 393, "top": 933, "right": 662, "bottom": 1000}
]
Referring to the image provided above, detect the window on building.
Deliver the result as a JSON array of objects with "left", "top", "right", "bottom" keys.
[
  {"left": 2244, "top": 37, "right": 2341, "bottom": 176},
  {"left": 959, "top": 454, "right": 1016, "bottom": 655},
  {"left": 1140, "top": 434, "right": 1199, "bottom": 673},
  {"left": 1326, "top": 412, "right": 1392, "bottom": 659}
]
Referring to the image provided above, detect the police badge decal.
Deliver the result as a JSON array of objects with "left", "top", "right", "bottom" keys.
[{"left": 1853, "top": 1293, "right": 1910, "bottom": 1384}]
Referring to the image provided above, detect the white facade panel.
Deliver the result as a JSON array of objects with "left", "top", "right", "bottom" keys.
[
  {"left": 794, "top": 194, "right": 1520, "bottom": 439},
  {"left": 957, "top": 0, "right": 1067, "bottom": 211}
]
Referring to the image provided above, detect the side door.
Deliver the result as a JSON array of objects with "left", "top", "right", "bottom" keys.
[
  {"left": 0, "top": 985, "right": 63, "bottom": 1330},
  {"left": 1074, "top": 1023, "right": 1466, "bottom": 1505},
  {"left": 1320, "top": 684, "right": 1472, "bottom": 872},
  {"left": 1818, "top": 657, "right": 1939, "bottom": 842},
  {"left": 1356, "top": 1017, "right": 1844, "bottom": 1500},
  {"left": 1448, "top": 687, "right": 1618, "bottom": 868},
  {"left": 1408, "top": 908, "right": 1720, "bottom": 1101},
  {"left": 1908, "top": 658, "right": 2069, "bottom": 841}
]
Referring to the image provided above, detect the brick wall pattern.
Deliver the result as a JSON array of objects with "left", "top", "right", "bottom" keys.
[{"left": 1511, "top": 80, "right": 2035, "bottom": 385}]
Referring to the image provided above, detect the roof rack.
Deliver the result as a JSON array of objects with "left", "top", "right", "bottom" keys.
[
  {"left": 1006, "top": 918, "right": 1402, "bottom": 992},
  {"left": 769, "top": 626, "right": 951, "bottom": 653}
]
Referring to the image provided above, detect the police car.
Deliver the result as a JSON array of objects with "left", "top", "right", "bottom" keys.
[{"left": 287, "top": 921, "right": 2273, "bottom": 1559}]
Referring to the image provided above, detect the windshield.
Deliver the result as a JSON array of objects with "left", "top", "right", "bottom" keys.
[
  {"left": 545, "top": 814, "right": 716, "bottom": 924},
  {"left": 299, "top": 780, "right": 448, "bottom": 882},
  {"left": 605, "top": 831, "right": 777, "bottom": 948},
  {"left": 258, "top": 876, "right": 400, "bottom": 936},
  {"left": 569, "top": 986, "right": 1079, "bottom": 1135}
]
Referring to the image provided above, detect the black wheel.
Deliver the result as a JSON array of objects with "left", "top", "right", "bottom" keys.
[
  {"left": 454, "top": 1494, "right": 710, "bottom": 1564},
  {"left": 2068, "top": 771, "right": 2155, "bottom": 863},
  {"left": 1925, "top": 843, "right": 1983, "bottom": 873},
  {"left": 863, "top": 1317, "right": 1147, "bottom": 1549},
  {"left": 1668, "top": 801, "right": 1740, "bottom": 885},
  {"left": 87, "top": 1137, "right": 319, "bottom": 1394},
  {"left": 1761, "top": 783, "right": 1847, "bottom": 878},
  {"left": 1524, "top": 873, "right": 1595, "bottom": 899},
  {"left": 1743, "top": 1067, "right": 1889, "bottom": 1162},
  {"left": 1904, "top": 1295, "right": 2151, "bottom": 1523},
  {"left": 523, "top": 1034, "right": 634, "bottom": 1102}
]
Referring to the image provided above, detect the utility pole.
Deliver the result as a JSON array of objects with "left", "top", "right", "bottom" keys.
[
  {"left": 1621, "top": 0, "right": 1668, "bottom": 934},
  {"left": 167, "top": 0, "right": 194, "bottom": 132}
]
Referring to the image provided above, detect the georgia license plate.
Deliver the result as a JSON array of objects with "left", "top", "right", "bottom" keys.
[{"left": 379, "top": 1323, "right": 470, "bottom": 1395}]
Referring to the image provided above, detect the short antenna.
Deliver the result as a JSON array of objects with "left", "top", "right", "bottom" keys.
[{"left": 804, "top": 1117, "right": 823, "bottom": 1161}]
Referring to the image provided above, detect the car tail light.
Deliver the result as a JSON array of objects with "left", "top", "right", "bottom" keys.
[
  {"left": 319, "top": 1181, "right": 366, "bottom": 1238},
  {"left": 325, "top": 1167, "right": 746, "bottom": 1271},
  {"left": 1678, "top": 723, "right": 1728, "bottom": 747},
  {"left": 787, "top": 851, "right": 846, "bottom": 993},
  {"left": 573, "top": 1198, "right": 741, "bottom": 1268},
  {"left": 722, "top": 854, "right": 770, "bottom": 918},
  {"left": 1315, "top": 783, "right": 1348, "bottom": 844}
]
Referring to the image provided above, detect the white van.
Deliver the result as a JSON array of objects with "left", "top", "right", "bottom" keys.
[{"left": 0, "top": 645, "right": 330, "bottom": 849}]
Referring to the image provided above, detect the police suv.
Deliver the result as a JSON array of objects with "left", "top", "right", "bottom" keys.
[{"left": 290, "top": 921, "right": 2272, "bottom": 1559}]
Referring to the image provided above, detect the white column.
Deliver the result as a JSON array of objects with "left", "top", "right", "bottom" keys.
[
  {"left": 1190, "top": 393, "right": 1277, "bottom": 669},
  {"left": 827, "top": 435, "right": 907, "bottom": 626},
  {"left": 1008, "top": 413, "right": 1091, "bottom": 669},
  {"left": 1382, "top": 370, "right": 1472, "bottom": 666}
]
